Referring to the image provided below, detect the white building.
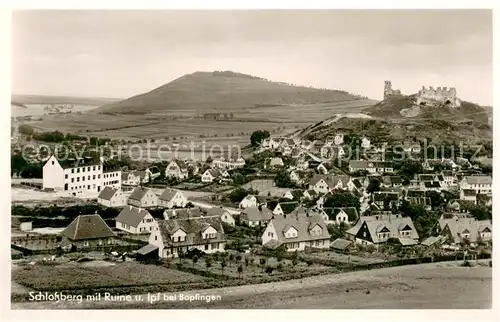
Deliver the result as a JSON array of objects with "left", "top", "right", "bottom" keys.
[
  {"left": 158, "top": 188, "right": 188, "bottom": 209},
  {"left": 115, "top": 206, "right": 158, "bottom": 234},
  {"left": 97, "top": 186, "right": 127, "bottom": 207},
  {"left": 127, "top": 187, "right": 159, "bottom": 208},
  {"left": 42, "top": 154, "right": 106, "bottom": 196},
  {"left": 460, "top": 176, "right": 492, "bottom": 195}
]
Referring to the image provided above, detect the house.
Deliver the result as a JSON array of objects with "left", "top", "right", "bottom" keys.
[
  {"left": 361, "top": 137, "right": 371, "bottom": 149},
  {"left": 165, "top": 160, "right": 189, "bottom": 180},
  {"left": 212, "top": 150, "right": 245, "bottom": 169},
  {"left": 422, "top": 181, "right": 442, "bottom": 192},
  {"left": 145, "top": 166, "right": 162, "bottom": 181},
  {"left": 373, "top": 191, "right": 401, "bottom": 209},
  {"left": 261, "top": 214, "right": 331, "bottom": 251},
  {"left": 402, "top": 141, "right": 421, "bottom": 153},
  {"left": 240, "top": 206, "right": 273, "bottom": 227},
  {"left": 308, "top": 174, "right": 355, "bottom": 194},
  {"left": 447, "top": 199, "right": 474, "bottom": 213},
  {"left": 407, "top": 196, "right": 432, "bottom": 211},
  {"left": 132, "top": 170, "right": 150, "bottom": 184},
  {"left": 158, "top": 188, "right": 188, "bottom": 209},
  {"left": 381, "top": 176, "right": 403, "bottom": 188},
  {"left": 437, "top": 218, "right": 492, "bottom": 244},
  {"left": 102, "top": 162, "right": 122, "bottom": 189},
  {"left": 283, "top": 189, "right": 304, "bottom": 201},
  {"left": 268, "top": 157, "right": 284, "bottom": 168},
  {"left": 201, "top": 169, "right": 222, "bottom": 183},
  {"left": 239, "top": 194, "right": 267, "bottom": 209},
  {"left": 122, "top": 171, "right": 141, "bottom": 186},
  {"left": 273, "top": 201, "right": 299, "bottom": 216},
  {"left": 322, "top": 207, "right": 359, "bottom": 226},
  {"left": 148, "top": 216, "right": 227, "bottom": 258},
  {"left": 303, "top": 189, "right": 319, "bottom": 200},
  {"left": 320, "top": 145, "right": 345, "bottom": 159},
  {"left": 61, "top": 214, "right": 116, "bottom": 249},
  {"left": 268, "top": 137, "right": 282, "bottom": 150},
  {"left": 97, "top": 186, "right": 127, "bottom": 207},
  {"left": 334, "top": 134, "right": 345, "bottom": 146},
  {"left": 346, "top": 214, "right": 419, "bottom": 247},
  {"left": 127, "top": 187, "right": 159, "bottom": 208},
  {"left": 460, "top": 176, "right": 492, "bottom": 195},
  {"left": 289, "top": 170, "right": 309, "bottom": 186},
  {"left": 441, "top": 170, "right": 457, "bottom": 186},
  {"left": 115, "top": 206, "right": 158, "bottom": 234},
  {"left": 316, "top": 163, "right": 330, "bottom": 175},
  {"left": 349, "top": 160, "right": 394, "bottom": 174},
  {"left": 476, "top": 194, "right": 492, "bottom": 207},
  {"left": 163, "top": 207, "right": 204, "bottom": 220},
  {"left": 290, "top": 148, "right": 305, "bottom": 159},
  {"left": 460, "top": 189, "right": 478, "bottom": 203},
  {"left": 295, "top": 157, "right": 310, "bottom": 170},
  {"left": 42, "top": 154, "right": 105, "bottom": 195},
  {"left": 206, "top": 207, "right": 236, "bottom": 226}
]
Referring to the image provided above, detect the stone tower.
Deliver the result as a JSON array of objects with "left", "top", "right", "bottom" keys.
[{"left": 383, "top": 81, "right": 392, "bottom": 100}]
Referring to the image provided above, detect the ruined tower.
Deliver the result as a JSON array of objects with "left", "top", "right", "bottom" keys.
[{"left": 383, "top": 80, "right": 401, "bottom": 100}]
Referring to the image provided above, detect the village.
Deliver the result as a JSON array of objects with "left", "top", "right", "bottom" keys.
[{"left": 11, "top": 129, "right": 493, "bottom": 301}]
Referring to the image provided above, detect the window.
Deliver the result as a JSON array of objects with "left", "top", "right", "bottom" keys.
[
  {"left": 77, "top": 177, "right": 80, "bottom": 182},
  {"left": 82, "top": 177, "right": 85, "bottom": 181},
  {"left": 204, "top": 244, "right": 209, "bottom": 250},
  {"left": 71, "top": 178, "right": 74, "bottom": 183},
  {"left": 52, "top": 161, "right": 54, "bottom": 165},
  {"left": 88, "top": 176, "right": 91, "bottom": 180},
  {"left": 93, "top": 175, "right": 96, "bottom": 180},
  {"left": 155, "top": 235, "right": 157, "bottom": 241},
  {"left": 71, "top": 169, "right": 74, "bottom": 173},
  {"left": 98, "top": 174, "right": 101, "bottom": 179},
  {"left": 93, "top": 166, "right": 96, "bottom": 171},
  {"left": 98, "top": 166, "right": 101, "bottom": 170},
  {"left": 83, "top": 241, "right": 89, "bottom": 247},
  {"left": 65, "top": 174, "right": 68, "bottom": 179},
  {"left": 88, "top": 167, "right": 91, "bottom": 171},
  {"left": 82, "top": 167, "right": 85, "bottom": 172},
  {"left": 77, "top": 168, "right": 80, "bottom": 173}
]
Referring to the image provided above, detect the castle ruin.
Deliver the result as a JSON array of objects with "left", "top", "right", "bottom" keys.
[
  {"left": 383, "top": 80, "right": 461, "bottom": 108},
  {"left": 383, "top": 81, "right": 401, "bottom": 100},
  {"left": 416, "top": 86, "right": 460, "bottom": 108}
]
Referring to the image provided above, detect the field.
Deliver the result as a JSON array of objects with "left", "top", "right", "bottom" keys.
[
  {"left": 11, "top": 261, "right": 207, "bottom": 292},
  {"left": 23, "top": 99, "right": 376, "bottom": 141},
  {"left": 11, "top": 104, "right": 102, "bottom": 118},
  {"left": 12, "top": 261, "right": 492, "bottom": 309},
  {"left": 301, "top": 250, "right": 389, "bottom": 265}
]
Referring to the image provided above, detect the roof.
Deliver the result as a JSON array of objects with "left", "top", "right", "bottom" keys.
[
  {"left": 121, "top": 172, "right": 130, "bottom": 181},
  {"left": 276, "top": 201, "right": 299, "bottom": 214},
  {"left": 205, "top": 169, "right": 222, "bottom": 177},
  {"left": 346, "top": 214, "right": 419, "bottom": 244},
  {"left": 269, "top": 157, "right": 284, "bottom": 166},
  {"left": 406, "top": 190, "right": 425, "bottom": 198},
  {"left": 98, "top": 186, "right": 119, "bottom": 201},
  {"left": 352, "top": 179, "right": 363, "bottom": 189},
  {"left": 288, "top": 206, "right": 323, "bottom": 220},
  {"left": 129, "top": 187, "right": 153, "bottom": 201},
  {"left": 442, "top": 170, "right": 454, "bottom": 177},
  {"left": 269, "top": 215, "right": 330, "bottom": 243},
  {"left": 424, "top": 181, "right": 441, "bottom": 188},
  {"left": 206, "top": 207, "right": 231, "bottom": 217},
  {"left": 309, "top": 174, "right": 352, "bottom": 189},
  {"left": 421, "top": 236, "right": 445, "bottom": 246},
  {"left": 116, "top": 206, "right": 152, "bottom": 227},
  {"left": 157, "top": 216, "right": 226, "bottom": 247},
  {"left": 461, "top": 189, "right": 477, "bottom": 197},
  {"left": 137, "top": 244, "right": 158, "bottom": 255},
  {"left": 373, "top": 191, "right": 400, "bottom": 202},
  {"left": 159, "top": 188, "right": 181, "bottom": 202},
  {"left": 464, "top": 176, "right": 492, "bottom": 185},
  {"left": 323, "top": 207, "right": 359, "bottom": 222},
  {"left": 439, "top": 218, "right": 492, "bottom": 243},
  {"left": 408, "top": 197, "right": 431, "bottom": 207},
  {"left": 330, "top": 238, "right": 353, "bottom": 250},
  {"left": 164, "top": 208, "right": 205, "bottom": 220},
  {"left": 285, "top": 189, "right": 303, "bottom": 200},
  {"left": 418, "top": 174, "right": 436, "bottom": 182},
  {"left": 48, "top": 154, "right": 102, "bottom": 170},
  {"left": 305, "top": 189, "right": 318, "bottom": 198},
  {"left": 349, "top": 160, "right": 393, "bottom": 169},
  {"left": 61, "top": 214, "right": 116, "bottom": 241},
  {"left": 241, "top": 207, "right": 273, "bottom": 222},
  {"left": 398, "top": 237, "right": 418, "bottom": 246}
]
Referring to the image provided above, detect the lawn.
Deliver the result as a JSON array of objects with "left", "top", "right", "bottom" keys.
[{"left": 12, "top": 261, "right": 207, "bottom": 292}]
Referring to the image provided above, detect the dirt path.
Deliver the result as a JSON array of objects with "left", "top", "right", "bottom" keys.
[{"left": 12, "top": 261, "right": 491, "bottom": 309}]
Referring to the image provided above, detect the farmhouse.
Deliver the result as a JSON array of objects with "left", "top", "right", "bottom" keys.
[
  {"left": 148, "top": 216, "right": 226, "bottom": 258},
  {"left": 127, "top": 187, "right": 159, "bottom": 208},
  {"left": 159, "top": 188, "right": 188, "bottom": 209},
  {"left": 346, "top": 214, "right": 419, "bottom": 247},
  {"left": 261, "top": 214, "right": 331, "bottom": 251},
  {"left": 97, "top": 186, "right": 127, "bottom": 207},
  {"left": 115, "top": 206, "right": 157, "bottom": 234},
  {"left": 61, "top": 214, "right": 116, "bottom": 249}
]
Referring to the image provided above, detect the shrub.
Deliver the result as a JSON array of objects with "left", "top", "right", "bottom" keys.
[{"left": 265, "top": 266, "right": 274, "bottom": 274}]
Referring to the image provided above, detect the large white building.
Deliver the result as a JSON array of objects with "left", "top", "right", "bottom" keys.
[{"left": 42, "top": 155, "right": 121, "bottom": 196}]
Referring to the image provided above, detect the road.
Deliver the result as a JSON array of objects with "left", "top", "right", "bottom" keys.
[{"left": 11, "top": 261, "right": 492, "bottom": 309}]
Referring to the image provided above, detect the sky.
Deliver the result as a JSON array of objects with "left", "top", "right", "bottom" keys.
[{"left": 11, "top": 10, "right": 493, "bottom": 105}]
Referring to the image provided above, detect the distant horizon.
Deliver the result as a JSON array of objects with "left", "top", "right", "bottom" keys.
[{"left": 12, "top": 10, "right": 493, "bottom": 105}]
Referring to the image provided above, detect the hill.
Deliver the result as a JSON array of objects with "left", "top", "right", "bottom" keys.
[
  {"left": 95, "top": 71, "right": 364, "bottom": 115},
  {"left": 362, "top": 95, "right": 489, "bottom": 124},
  {"left": 12, "top": 94, "right": 122, "bottom": 106}
]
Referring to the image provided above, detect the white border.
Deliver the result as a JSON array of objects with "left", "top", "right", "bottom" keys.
[{"left": 1, "top": 1, "right": 498, "bottom": 322}]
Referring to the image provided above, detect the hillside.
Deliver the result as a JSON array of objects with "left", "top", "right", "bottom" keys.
[
  {"left": 95, "top": 71, "right": 364, "bottom": 115},
  {"left": 12, "top": 94, "right": 122, "bottom": 106},
  {"left": 362, "top": 95, "right": 489, "bottom": 124}
]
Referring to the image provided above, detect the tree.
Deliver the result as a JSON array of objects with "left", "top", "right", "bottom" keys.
[
  {"left": 250, "top": 130, "right": 270, "bottom": 147},
  {"left": 205, "top": 257, "right": 212, "bottom": 270},
  {"left": 237, "top": 265, "right": 243, "bottom": 279},
  {"left": 265, "top": 265, "right": 274, "bottom": 274},
  {"left": 366, "top": 178, "right": 381, "bottom": 194},
  {"left": 228, "top": 254, "right": 234, "bottom": 267},
  {"left": 327, "top": 222, "right": 348, "bottom": 240},
  {"left": 232, "top": 173, "right": 246, "bottom": 185},
  {"left": 426, "top": 191, "right": 445, "bottom": 209},
  {"left": 324, "top": 191, "right": 360, "bottom": 212},
  {"left": 220, "top": 259, "right": 227, "bottom": 275},
  {"left": 277, "top": 263, "right": 284, "bottom": 272},
  {"left": 274, "top": 170, "right": 295, "bottom": 188},
  {"left": 259, "top": 258, "right": 267, "bottom": 272},
  {"left": 236, "top": 254, "right": 242, "bottom": 263},
  {"left": 192, "top": 255, "right": 198, "bottom": 269},
  {"left": 245, "top": 257, "right": 250, "bottom": 267},
  {"left": 18, "top": 124, "right": 34, "bottom": 136},
  {"left": 228, "top": 188, "right": 248, "bottom": 203}
]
